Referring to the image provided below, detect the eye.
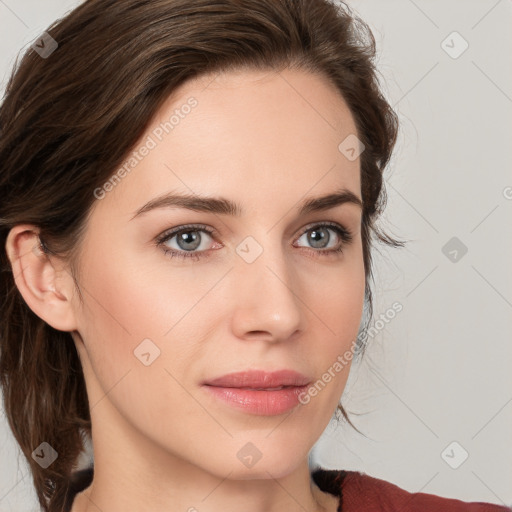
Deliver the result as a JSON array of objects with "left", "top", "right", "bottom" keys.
[
  {"left": 155, "top": 222, "right": 354, "bottom": 261},
  {"left": 155, "top": 224, "right": 219, "bottom": 261},
  {"left": 294, "top": 222, "right": 353, "bottom": 257}
]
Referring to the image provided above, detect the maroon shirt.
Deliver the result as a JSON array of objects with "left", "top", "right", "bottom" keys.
[
  {"left": 312, "top": 468, "right": 511, "bottom": 511},
  {"left": 65, "top": 466, "right": 511, "bottom": 511}
]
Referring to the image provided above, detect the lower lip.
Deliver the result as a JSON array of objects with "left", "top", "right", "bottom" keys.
[{"left": 202, "top": 385, "right": 310, "bottom": 415}]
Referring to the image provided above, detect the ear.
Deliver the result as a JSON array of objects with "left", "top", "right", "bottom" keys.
[{"left": 5, "top": 225, "right": 79, "bottom": 332}]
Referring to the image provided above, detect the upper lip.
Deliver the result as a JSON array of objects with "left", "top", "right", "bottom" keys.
[{"left": 202, "top": 370, "right": 311, "bottom": 389}]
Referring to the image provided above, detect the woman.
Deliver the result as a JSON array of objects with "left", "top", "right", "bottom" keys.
[{"left": 0, "top": 1, "right": 509, "bottom": 511}]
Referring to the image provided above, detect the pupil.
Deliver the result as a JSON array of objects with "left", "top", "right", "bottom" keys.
[
  {"left": 309, "top": 228, "right": 329, "bottom": 248},
  {"left": 178, "top": 231, "right": 200, "bottom": 250}
]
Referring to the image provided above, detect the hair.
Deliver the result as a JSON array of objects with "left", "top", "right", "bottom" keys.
[{"left": 0, "top": 0, "right": 405, "bottom": 510}]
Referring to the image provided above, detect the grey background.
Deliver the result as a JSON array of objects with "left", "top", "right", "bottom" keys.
[{"left": 1, "top": 0, "right": 511, "bottom": 509}]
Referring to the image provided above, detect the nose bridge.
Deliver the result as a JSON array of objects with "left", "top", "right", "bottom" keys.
[{"left": 230, "top": 232, "right": 304, "bottom": 339}]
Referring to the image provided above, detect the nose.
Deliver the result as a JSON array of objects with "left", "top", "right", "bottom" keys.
[{"left": 229, "top": 243, "right": 305, "bottom": 343}]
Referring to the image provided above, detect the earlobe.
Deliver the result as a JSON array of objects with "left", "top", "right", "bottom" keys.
[{"left": 5, "top": 225, "right": 78, "bottom": 332}]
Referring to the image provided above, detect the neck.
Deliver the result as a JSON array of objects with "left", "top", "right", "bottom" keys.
[
  {"left": 71, "top": 460, "right": 338, "bottom": 512},
  {"left": 70, "top": 399, "right": 339, "bottom": 512}
]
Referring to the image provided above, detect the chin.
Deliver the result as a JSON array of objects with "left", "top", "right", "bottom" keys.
[{"left": 230, "top": 438, "right": 309, "bottom": 480}]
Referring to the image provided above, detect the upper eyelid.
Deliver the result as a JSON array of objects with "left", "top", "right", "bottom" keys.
[{"left": 155, "top": 223, "right": 215, "bottom": 243}]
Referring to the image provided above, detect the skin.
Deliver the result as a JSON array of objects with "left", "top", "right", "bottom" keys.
[{"left": 6, "top": 67, "right": 365, "bottom": 512}]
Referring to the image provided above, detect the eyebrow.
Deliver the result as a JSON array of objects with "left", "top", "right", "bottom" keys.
[{"left": 130, "top": 186, "right": 363, "bottom": 220}]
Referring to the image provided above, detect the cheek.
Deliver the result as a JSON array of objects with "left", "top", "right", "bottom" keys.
[
  {"left": 287, "top": 248, "right": 365, "bottom": 405},
  {"left": 303, "top": 243, "right": 366, "bottom": 337},
  {"left": 74, "top": 248, "right": 218, "bottom": 399},
  {"left": 74, "top": 255, "right": 208, "bottom": 437},
  {"left": 78, "top": 242, "right": 212, "bottom": 342}
]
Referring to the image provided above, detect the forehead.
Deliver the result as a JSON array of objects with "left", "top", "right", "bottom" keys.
[
  {"left": 156, "top": 67, "right": 359, "bottom": 148},
  {"left": 95, "top": 67, "right": 361, "bottom": 216}
]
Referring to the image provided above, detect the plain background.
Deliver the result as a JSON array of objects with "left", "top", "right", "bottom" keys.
[{"left": 0, "top": 0, "right": 511, "bottom": 509}]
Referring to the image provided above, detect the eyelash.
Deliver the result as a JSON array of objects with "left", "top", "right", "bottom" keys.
[{"left": 155, "top": 222, "right": 353, "bottom": 261}]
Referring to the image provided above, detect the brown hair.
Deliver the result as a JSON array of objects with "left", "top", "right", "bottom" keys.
[{"left": 0, "top": 0, "right": 404, "bottom": 510}]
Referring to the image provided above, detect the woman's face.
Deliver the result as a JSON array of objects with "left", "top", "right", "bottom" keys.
[{"left": 70, "top": 67, "right": 365, "bottom": 480}]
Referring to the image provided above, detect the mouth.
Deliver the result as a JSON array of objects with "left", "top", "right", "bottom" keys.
[{"left": 201, "top": 369, "right": 312, "bottom": 416}]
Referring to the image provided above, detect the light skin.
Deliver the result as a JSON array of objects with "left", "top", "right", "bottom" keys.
[{"left": 6, "top": 67, "right": 365, "bottom": 512}]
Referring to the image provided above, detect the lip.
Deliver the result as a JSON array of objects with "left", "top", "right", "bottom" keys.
[
  {"left": 201, "top": 370, "right": 312, "bottom": 416},
  {"left": 202, "top": 369, "right": 311, "bottom": 388}
]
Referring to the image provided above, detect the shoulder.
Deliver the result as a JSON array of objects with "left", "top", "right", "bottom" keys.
[{"left": 311, "top": 468, "right": 511, "bottom": 512}]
